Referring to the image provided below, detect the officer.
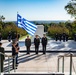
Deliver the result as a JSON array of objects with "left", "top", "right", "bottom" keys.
[
  {"left": 41, "top": 34, "right": 47, "bottom": 54},
  {"left": 34, "top": 35, "right": 40, "bottom": 54},
  {"left": 25, "top": 36, "right": 31, "bottom": 54},
  {"left": 0, "top": 42, "right": 5, "bottom": 72}
]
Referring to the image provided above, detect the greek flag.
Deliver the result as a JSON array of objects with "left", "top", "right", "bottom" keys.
[{"left": 17, "top": 14, "right": 37, "bottom": 36}]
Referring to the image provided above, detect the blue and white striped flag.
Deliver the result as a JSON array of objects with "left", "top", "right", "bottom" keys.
[{"left": 17, "top": 14, "right": 37, "bottom": 36}]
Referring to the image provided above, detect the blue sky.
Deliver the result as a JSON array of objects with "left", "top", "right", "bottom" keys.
[{"left": 0, "top": 0, "right": 72, "bottom": 21}]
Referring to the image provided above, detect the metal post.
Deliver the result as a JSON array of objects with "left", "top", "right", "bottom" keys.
[
  {"left": 70, "top": 54, "right": 72, "bottom": 75},
  {"left": 0, "top": 53, "right": 1, "bottom": 75},
  {"left": 57, "top": 57, "right": 59, "bottom": 72},
  {"left": 62, "top": 56, "right": 64, "bottom": 73},
  {"left": 14, "top": 56, "right": 16, "bottom": 72},
  {"left": 8, "top": 57, "right": 10, "bottom": 73}
]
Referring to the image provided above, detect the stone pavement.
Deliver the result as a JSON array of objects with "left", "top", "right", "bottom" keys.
[{"left": 1, "top": 40, "right": 76, "bottom": 75}]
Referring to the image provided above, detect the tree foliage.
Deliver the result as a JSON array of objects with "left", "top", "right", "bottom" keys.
[
  {"left": 65, "top": 0, "right": 76, "bottom": 19},
  {"left": 48, "top": 24, "right": 69, "bottom": 38},
  {"left": 0, "top": 21, "right": 27, "bottom": 39},
  {"left": 0, "top": 15, "right": 5, "bottom": 21}
]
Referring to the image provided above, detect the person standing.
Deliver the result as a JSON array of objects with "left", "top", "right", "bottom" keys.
[
  {"left": 66, "top": 34, "right": 69, "bottom": 41},
  {"left": 15, "top": 38, "right": 19, "bottom": 65},
  {"left": 59, "top": 34, "right": 62, "bottom": 41},
  {"left": 62, "top": 33, "right": 66, "bottom": 42},
  {"left": 7, "top": 31, "right": 12, "bottom": 42},
  {"left": 34, "top": 35, "right": 40, "bottom": 54},
  {"left": 25, "top": 36, "right": 31, "bottom": 54},
  {"left": 12, "top": 41, "right": 19, "bottom": 69},
  {"left": 0, "top": 33, "right": 2, "bottom": 41},
  {"left": 17, "top": 33, "right": 20, "bottom": 41},
  {"left": 55, "top": 33, "right": 58, "bottom": 41},
  {"left": 12, "top": 32, "right": 17, "bottom": 41},
  {"left": 0, "top": 42, "right": 5, "bottom": 72},
  {"left": 74, "top": 33, "right": 76, "bottom": 41},
  {"left": 41, "top": 34, "right": 47, "bottom": 54}
]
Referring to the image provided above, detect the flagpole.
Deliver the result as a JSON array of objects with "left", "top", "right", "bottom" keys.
[
  {"left": 17, "top": 11, "right": 18, "bottom": 14},
  {"left": 17, "top": 11, "right": 18, "bottom": 27}
]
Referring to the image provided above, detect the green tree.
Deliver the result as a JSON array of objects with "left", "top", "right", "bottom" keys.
[
  {"left": 0, "top": 15, "right": 5, "bottom": 21},
  {"left": 48, "top": 25, "right": 69, "bottom": 38},
  {"left": 65, "top": 0, "right": 76, "bottom": 19}
]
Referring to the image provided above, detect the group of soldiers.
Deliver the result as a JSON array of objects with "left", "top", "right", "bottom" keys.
[
  {"left": 1, "top": 32, "right": 76, "bottom": 71},
  {"left": 55, "top": 33, "right": 69, "bottom": 42},
  {"left": 8, "top": 34, "right": 47, "bottom": 69},
  {"left": 55, "top": 33, "right": 76, "bottom": 42},
  {"left": 25, "top": 34, "right": 47, "bottom": 54},
  {"left": 0, "top": 31, "right": 20, "bottom": 42}
]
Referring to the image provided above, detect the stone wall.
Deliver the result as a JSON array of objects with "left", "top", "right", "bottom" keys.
[{"left": 31, "top": 25, "right": 44, "bottom": 42}]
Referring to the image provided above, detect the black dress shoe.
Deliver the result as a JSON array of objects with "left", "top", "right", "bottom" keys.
[
  {"left": 27, "top": 53, "right": 30, "bottom": 54},
  {"left": 36, "top": 52, "right": 38, "bottom": 54}
]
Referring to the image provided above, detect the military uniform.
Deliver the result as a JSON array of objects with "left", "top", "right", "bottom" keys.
[
  {"left": 7, "top": 32, "right": 12, "bottom": 42},
  {"left": 0, "top": 33, "right": 2, "bottom": 41},
  {"left": 25, "top": 38, "right": 31, "bottom": 54},
  {"left": 41, "top": 37, "right": 47, "bottom": 54},
  {"left": 0, "top": 46, "right": 5, "bottom": 72},
  {"left": 34, "top": 38, "right": 40, "bottom": 54}
]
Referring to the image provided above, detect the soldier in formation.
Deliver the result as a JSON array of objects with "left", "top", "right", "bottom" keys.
[{"left": 25, "top": 36, "right": 31, "bottom": 54}]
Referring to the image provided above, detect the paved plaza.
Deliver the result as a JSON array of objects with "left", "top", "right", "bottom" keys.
[{"left": 1, "top": 40, "right": 76, "bottom": 75}]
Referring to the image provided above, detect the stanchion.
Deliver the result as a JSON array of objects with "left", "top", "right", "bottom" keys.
[
  {"left": 14, "top": 56, "right": 16, "bottom": 72},
  {"left": 57, "top": 57, "right": 59, "bottom": 72},
  {"left": 62, "top": 56, "right": 64, "bottom": 73},
  {"left": 0, "top": 53, "right": 1, "bottom": 75},
  {"left": 70, "top": 54, "right": 72, "bottom": 75},
  {"left": 8, "top": 56, "right": 10, "bottom": 73}
]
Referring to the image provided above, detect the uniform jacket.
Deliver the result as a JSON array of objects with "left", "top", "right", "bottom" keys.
[
  {"left": 34, "top": 38, "right": 40, "bottom": 46},
  {"left": 0, "top": 47, "right": 5, "bottom": 60},
  {"left": 41, "top": 37, "right": 47, "bottom": 46},
  {"left": 25, "top": 38, "right": 31, "bottom": 47}
]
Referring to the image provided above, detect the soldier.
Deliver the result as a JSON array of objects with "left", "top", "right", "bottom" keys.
[
  {"left": 74, "top": 33, "right": 76, "bottom": 41},
  {"left": 25, "top": 36, "right": 31, "bottom": 54},
  {"left": 0, "top": 42, "right": 5, "bottom": 72},
  {"left": 55, "top": 33, "right": 58, "bottom": 41},
  {"left": 34, "top": 35, "right": 40, "bottom": 54},
  {"left": 62, "top": 33, "right": 66, "bottom": 42},
  {"left": 66, "top": 34, "right": 69, "bottom": 41},
  {"left": 0, "top": 33, "right": 2, "bottom": 41},
  {"left": 7, "top": 31, "right": 12, "bottom": 42},
  {"left": 12, "top": 32, "right": 17, "bottom": 41},
  {"left": 41, "top": 34, "right": 47, "bottom": 54},
  {"left": 59, "top": 34, "right": 62, "bottom": 41}
]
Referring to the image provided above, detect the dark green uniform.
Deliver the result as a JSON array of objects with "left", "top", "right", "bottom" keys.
[{"left": 0, "top": 47, "right": 5, "bottom": 72}]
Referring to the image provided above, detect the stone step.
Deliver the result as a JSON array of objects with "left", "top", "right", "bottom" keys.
[{"left": 4, "top": 73, "right": 64, "bottom": 75}]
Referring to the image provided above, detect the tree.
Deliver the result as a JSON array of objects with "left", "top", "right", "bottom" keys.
[
  {"left": 47, "top": 25, "right": 69, "bottom": 38},
  {"left": 65, "top": 0, "right": 76, "bottom": 19},
  {"left": 0, "top": 15, "right": 5, "bottom": 21}
]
